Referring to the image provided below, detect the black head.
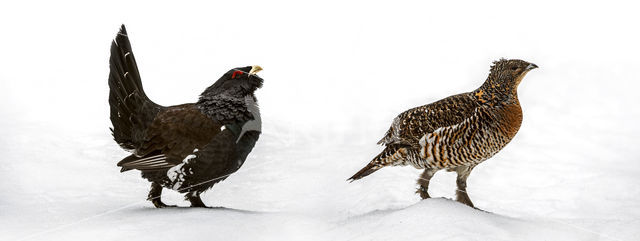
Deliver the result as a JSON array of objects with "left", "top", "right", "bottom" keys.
[{"left": 200, "top": 65, "right": 264, "bottom": 98}]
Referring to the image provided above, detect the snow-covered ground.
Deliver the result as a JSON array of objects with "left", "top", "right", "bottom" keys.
[{"left": 2, "top": 0, "right": 640, "bottom": 240}]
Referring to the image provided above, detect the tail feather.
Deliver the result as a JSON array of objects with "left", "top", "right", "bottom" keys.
[
  {"left": 348, "top": 145, "right": 408, "bottom": 182},
  {"left": 348, "top": 163, "right": 381, "bottom": 182},
  {"left": 117, "top": 153, "right": 175, "bottom": 172},
  {"left": 108, "top": 24, "right": 163, "bottom": 152}
]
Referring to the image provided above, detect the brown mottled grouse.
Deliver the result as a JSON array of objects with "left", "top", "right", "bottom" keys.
[{"left": 348, "top": 59, "right": 538, "bottom": 207}]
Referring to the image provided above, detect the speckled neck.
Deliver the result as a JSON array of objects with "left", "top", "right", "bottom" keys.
[{"left": 474, "top": 73, "right": 524, "bottom": 105}]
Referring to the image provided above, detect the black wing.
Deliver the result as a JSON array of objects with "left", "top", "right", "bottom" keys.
[{"left": 117, "top": 104, "right": 224, "bottom": 172}]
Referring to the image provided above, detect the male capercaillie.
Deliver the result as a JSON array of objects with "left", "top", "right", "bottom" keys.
[{"left": 108, "top": 25, "right": 264, "bottom": 208}]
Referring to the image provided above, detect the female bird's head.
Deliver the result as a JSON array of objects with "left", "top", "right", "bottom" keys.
[
  {"left": 488, "top": 59, "right": 537, "bottom": 87},
  {"left": 201, "top": 65, "right": 264, "bottom": 97},
  {"left": 480, "top": 59, "right": 537, "bottom": 100}
]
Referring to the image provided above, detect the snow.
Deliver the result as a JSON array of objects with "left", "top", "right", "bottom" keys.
[{"left": 1, "top": 0, "right": 640, "bottom": 240}]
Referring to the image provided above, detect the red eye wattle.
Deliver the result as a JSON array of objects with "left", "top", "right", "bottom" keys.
[{"left": 231, "top": 71, "right": 243, "bottom": 79}]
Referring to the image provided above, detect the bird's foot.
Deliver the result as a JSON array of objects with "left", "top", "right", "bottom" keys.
[
  {"left": 190, "top": 203, "right": 209, "bottom": 208},
  {"left": 152, "top": 200, "right": 177, "bottom": 208},
  {"left": 186, "top": 193, "right": 208, "bottom": 208},
  {"left": 455, "top": 192, "right": 475, "bottom": 208},
  {"left": 416, "top": 186, "right": 431, "bottom": 199}
]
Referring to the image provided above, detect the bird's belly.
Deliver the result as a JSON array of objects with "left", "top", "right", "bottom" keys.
[
  {"left": 161, "top": 130, "right": 260, "bottom": 193},
  {"left": 423, "top": 132, "right": 511, "bottom": 169},
  {"left": 233, "top": 131, "right": 260, "bottom": 170},
  {"left": 420, "top": 109, "right": 520, "bottom": 169}
]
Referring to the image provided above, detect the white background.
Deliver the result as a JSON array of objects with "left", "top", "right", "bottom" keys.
[{"left": 1, "top": 0, "right": 639, "bottom": 240}]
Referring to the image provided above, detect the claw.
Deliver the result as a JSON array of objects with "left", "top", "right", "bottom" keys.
[{"left": 152, "top": 200, "right": 176, "bottom": 208}]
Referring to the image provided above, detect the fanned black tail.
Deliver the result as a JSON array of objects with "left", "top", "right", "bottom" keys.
[{"left": 108, "top": 24, "right": 162, "bottom": 152}]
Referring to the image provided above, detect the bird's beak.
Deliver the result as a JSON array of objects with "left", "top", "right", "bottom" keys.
[
  {"left": 249, "top": 65, "right": 263, "bottom": 75},
  {"left": 526, "top": 63, "right": 538, "bottom": 70}
]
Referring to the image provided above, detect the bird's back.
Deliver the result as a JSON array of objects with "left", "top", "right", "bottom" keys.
[{"left": 378, "top": 93, "right": 480, "bottom": 147}]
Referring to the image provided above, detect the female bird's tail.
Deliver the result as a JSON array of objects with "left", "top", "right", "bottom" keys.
[
  {"left": 348, "top": 162, "right": 381, "bottom": 182},
  {"left": 348, "top": 145, "right": 408, "bottom": 182}
]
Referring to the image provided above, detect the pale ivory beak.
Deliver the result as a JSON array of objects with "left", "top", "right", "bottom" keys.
[{"left": 249, "top": 65, "right": 263, "bottom": 75}]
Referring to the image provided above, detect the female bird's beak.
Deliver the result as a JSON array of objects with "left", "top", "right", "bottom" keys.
[
  {"left": 526, "top": 63, "right": 538, "bottom": 70},
  {"left": 249, "top": 65, "right": 263, "bottom": 75}
]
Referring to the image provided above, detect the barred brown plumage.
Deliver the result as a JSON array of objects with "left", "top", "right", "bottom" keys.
[{"left": 348, "top": 59, "right": 538, "bottom": 208}]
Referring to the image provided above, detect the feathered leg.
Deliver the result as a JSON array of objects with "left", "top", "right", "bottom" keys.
[
  {"left": 186, "top": 192, "right": 207, "bottom": 208},
  {"left": 454, "top": 165, "right": 476, "bottom": 207},
  {"left": 148, "top": 182, "right": 175, "bottom": 208},
  {"left": 416, "top": 168, "right": 438, "bottom": 199}
]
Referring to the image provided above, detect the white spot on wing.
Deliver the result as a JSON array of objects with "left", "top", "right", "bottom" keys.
[
  {"left": 165, "top": 149, "right": 199, "bottom": 190},
  {"left": 166, "top": 164, "right": 186, "bottom": 190}
]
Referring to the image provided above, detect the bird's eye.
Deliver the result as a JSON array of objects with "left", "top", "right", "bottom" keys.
[
  {"left": 231, "top": 71, "right": 243, "bottom": 79},
  {"left": 511, "top": 66, "right": 518, "bottom": 70}
]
